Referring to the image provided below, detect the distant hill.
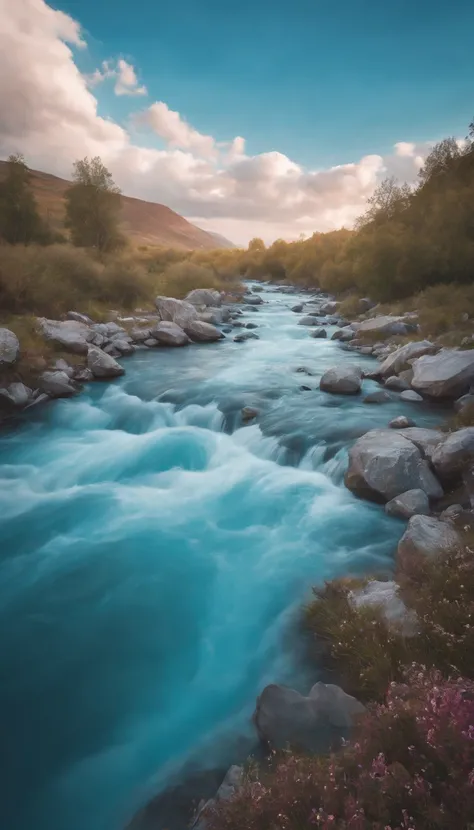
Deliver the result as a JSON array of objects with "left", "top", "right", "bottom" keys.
[{"left": 0, "top": 162, "right": 234, "bottom": 251}]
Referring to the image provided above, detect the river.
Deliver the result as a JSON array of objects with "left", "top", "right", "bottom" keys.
[{"left": 0, "top": 284, "right": 442, "bottom": 830}]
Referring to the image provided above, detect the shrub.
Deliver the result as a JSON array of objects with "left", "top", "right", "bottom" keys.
[
  {"left": 157, "top": 261, "right": 222, "bottom": 298},
  {"left": 208, "top": 668, "right": 474, "bottom": 830},
  {"left": 99, "top": 258, "right": 154, "bottom": 309}
]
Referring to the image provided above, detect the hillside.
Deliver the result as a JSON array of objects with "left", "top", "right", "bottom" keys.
[{"left": 0, "top": 162, "right": 234, "bottom": 251}]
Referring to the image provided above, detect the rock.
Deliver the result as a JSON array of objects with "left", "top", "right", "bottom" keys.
[
  {"left": 291, "top": 304, "right": 304, "bottom": 313},
  {"left": 143, "top": 338, "right": 160, "bottom": 348},
  {"left": 0, "top": 328, "right": 20, "bottom": 365},
  {"left": 103, "top": 344, "right": 121, "bottom": 357},
  {"left": 397, "top": 427, "right": 444, "bottom": 461},
  {"left": 345, "top": 429, "right": 443, "bottom": 502},
  {"left": 385, "top": 489, "right": 430, "bottom": 519},
  {"left": 155, "top": 296, "right": 199, "bottom": 329},
  {"left": 92, "top": 321, "right": 127, "bottom": 338},
  {"left": 66, "top": 311, "right": 93, "bottom": 325},
  {"left": 87, "top": 347, "right": 124, "bottom": 379},
  {"left": 39, "top": 371, "right": 77, "bottom": 398},
  {"left": 186, "top": 321, "right": 224, "bottom": 342},
  {"left": 411, "top": 349, "right": 474, "bottom": 399},
  {"left": 389, "top": 416, "right": 416, "bottom": 429},
  {"left": 149, "top": 321, "right": 190, "bottom": 347},
  {"left": 185, "top": 288, "right": 222, "bottom": 307},
  {"left": 350, "top": 580, "right": 417, "bottom": 636},
  {"left": 320, "top": 301, "right": 339, "bottom": 315},
  {"left": 112, "top": 339, "right": 135, "bottom": 356},
  {"left": 296, "top": 367, "right": 313, "bottom": 375},
  {"left": 234, "top": 332, "right": 260, "bottom": 343},
  {"left": 130, "top": 327, "right": 152, "bottom": 343},
  {"left": 353, "top": 315, "right": 412, "bottom": 338},
  {"left": 431, "top": 428, "right": 474, "bottom": 481},
  {"left": 384, "top": 376, "right": 411, "bottom": 392},
  {"left": 242, "top": 406, "right": 259, "bottom": 422},
  {"left": 38, "top": 319, "right": 92, "bottom": 355},
  {"left": 311, "top": 328, "right": 328, "bottom": 339},
  {"left": 363, "top": 390, "right": 391, "bottom": 404},
  {"left": 245, "top": 322, "right": 259, "bottom": 329},
  {"left": 320, "top": 365, "right": 362, "bottom": 395},
  {"left": 440, "top": 504, "right": 464, "bottom": 523},
  {"left": 192, "top": 767, "right": 243, "bottom": 830},
  {"left": 242, "top": 295, "right": 263, "bottom": 305},
  {"left": 455, "top": 394, "right": 474, "bottom": 415},
  {"left": 378, "top": 340, "right": 437, "bottom": 378},
  {"left": 298, "top": 316, "right": 320, "bottom": 327},
  {"left": 199, "top": 308, "right": 230, "bottom": 325},
  {"left": 358, "top": 297, "right": 375, "bottom": 312},
  {"left": 359, "top": 346, "right": 373, "bottom": 355},
  {"left": 0, "top": 382, "right": 32, "bottom": 408},
  {"left": 53, "top": 358, "right": 74, "bottom": 377},
  {"left": 398, "top": 515, "right": 461, "bottom": 569},
  {"left": 400, "top": 390, "right": 424, "bottom": 402},
  {"left": 254, "top": 682, "right": 365, "bottom": 752},
  {"left": 74, "top": 368, "right": 94, "bottom": 383},
  {"left": 332, "top": 326, "right": 355, "bottom": 342}
]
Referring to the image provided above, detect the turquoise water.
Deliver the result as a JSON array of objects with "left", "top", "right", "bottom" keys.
[{"left": 0, "top": 286, "right": 442, "bottom": 830}]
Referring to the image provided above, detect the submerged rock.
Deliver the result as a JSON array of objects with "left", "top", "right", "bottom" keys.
[
  {"left": 241, "top": 406, "right": 259, "bottom": 422},
  {"left": 320, "top": 365, "right": 362, "bottom": 395},
  {"left": 389, "top": 416, "right": 416, "bottom": 429},
  {"left": 385, "top": 489, "right": 430, "bottom": 519},
  {"left": 87, "top": 347, "right": 124, "bottom": 378},
  {"left": 254, "top": 682, "right": 365, "bottom": 751},
  {"left": 411, "top": 349, "right": 474, "bottom": 399},
  {"left": 291, "top": 304, "right": 304, "bottom": 312},
  {"left": 192, "top": 766, "right": 244, "bottom": 830},
  {"left": 345, "top": 429, "right": 443, "bottom": 502},
  {"left": 234, "top": 331, "right": 259, "bottom": 343},
  {"left": 363, "top": 390, "right": 391, "bottom": 404}
]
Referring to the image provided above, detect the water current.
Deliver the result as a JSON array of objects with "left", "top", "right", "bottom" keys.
[{"left": 0, "top": 284, "right": 442, "bottom": 830}]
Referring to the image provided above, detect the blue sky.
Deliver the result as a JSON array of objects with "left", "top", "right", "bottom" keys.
[
  {"left": 60, "top": 0, "right": 474, "bottom": 167},
  {"left": 3, "top": 0, "right": 473, "bottom": 243}
]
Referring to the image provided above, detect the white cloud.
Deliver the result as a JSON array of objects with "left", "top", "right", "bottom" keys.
[
  {"left": 87, "top": 58, "right": 147, "bottom": 96},
  {"left": 0, "top": 0, "right": 439, "bottom": 246},
  {"left": 135, "top": 102, "right": 216, "bottom": 158}
]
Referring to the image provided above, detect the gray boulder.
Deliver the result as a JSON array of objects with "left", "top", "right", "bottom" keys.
[
  {"left": 350, "top": 580, "right": 417, "bottom": 636},
  {"left": 186, "top": 320, "right": 224, "bottom": 343},
  {"left": 320, "top": 365, "right": 362, "bottom": 395},
  {"left": 87, "top": 347, "right": 124, "bottom": 378},
  {"left": 38, "top": 319, "right": 92, "bottom": 355},
  {"left": 411, "top": 349, "right": 474, "bottom": 399},
  {"left": 185, "top": 288, "right": 222, "bottom": 307},
  {"left": 291, "top": 304, "right": 304, "bottom": 313},
  {"left": 311, "top": 328, "right": 328, "bottom": 339},
  {"left": 378, "top": 340, "right": 437, "bottom": 378},
  {"left": 149, "top": 321, "right": 190, "bottom": 347},
  {"left": 320, "top": 301, "right": 339, "bottom": 315},
  {"left": 242, "top": 295, "right": 263, "bottom": 305},
  {"left": 143, "top": 338, "right": 159, "bottom": 348},
  {"left": 234, "top": 331, "right": 259, "bottom": 342},
  {"left": 353, "top": 315, "right": 412, "bottom": 338},
  {"left": 455, "top": 393, "right": 474, "bottom": 415},
  {"left": 0, "top": 382, "right": 32, "bottom": 408},
  {"left": 431, "top": 427, "right": 474, "bottom": 481},
  {"left": 398, "top": 515, "right": 461, "bottom": 566},
  {"left": 298, "top": 316, "right": 320, "bottom": 326},
  {"left": 0, "top": 328, "right": 20, "bottom": 365},
  {"left": 397, "top": 427, "right": 444, "bottom": 461},
  {"left": 332, "top": 326, "right": 355, "bottom": 342},
  {"left": 155, "top": 296, "right": 198, "bottom": 329},
  {"left": 359, "top": 297, "right": 375, "bottom": 312},
  {"left": 39, "top": 371, "right": 77, "bottom": 398},
  {"left": 130, "top": 327, "right": 152, "bottom": 343},
  {"left": 199, "top": 308, "right": 230, "bottom": 325},
  {"left": 112, "top": 339, "right": 135, "bottom": 356},
  {"left": 345, "top": 429, "right": 443, "bottom": 502},
  {"left": 385, "top": 488, "right": 430, "bottom": 519},
  {"left": 254, "top": 682, "right": 365, "bottom": 751},
  {"left": 400, "top": 390, "right": 424, "bottom": 403},
  {"left": 363, "top": 390, "right": 391, "bottom": 404},
  {"left": 389, "top": 416, "right": 416, "bottom": 429},
  {"left": 384, "top": 375, "right": 411, "bottom": 392}
]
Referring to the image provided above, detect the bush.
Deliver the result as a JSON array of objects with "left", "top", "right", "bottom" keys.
[
  {"left": 208, "top": 668, "right": 474, "bottom": 830},
  {"left": 157, "top": 261, "right": 222, "bottom": 298}
]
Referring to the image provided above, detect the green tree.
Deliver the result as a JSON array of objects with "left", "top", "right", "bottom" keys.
[
  {"left": 418, "top": 138, "right": 461, "bottom": 185},
  {"left": 65, "top": 156, "right": 123, "bottom": 252},
  {"left": 356, "top": 176, "right": 412, "bottom": 228},
  {"left": 0, "top": 154, "right": 48, "bottom": 244}
]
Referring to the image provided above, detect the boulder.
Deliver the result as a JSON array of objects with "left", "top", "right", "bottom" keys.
[
  {"left": 192, "top": 767, "right": 243, "bottom": 830},
  {"left": 353, "top": 315, "right": 412, "bottom": 338},
  {"left": 332, "top": 326, "right": 355, "bottom": 342},
  {"left": 234, "top": 332, "right": 259, "bottom": 343},
  {"left": 431, "top": 428, "right": 474, "bottom": 481},
  {"left": 397, "top": 515, "right": 461, "bottom": 570},
  {"left": 320, "top": 301, "right": 339, "bottom": 315},
  {"left": 74, "top": 368, "right": 94, "bottom": 383},
  {"left": 92, "top": 321, "right": 127, "bottom": 338},
  {"left": 311, "top": 328, "right": 328, "bottom": 339},
  {"left": 149, "top": 321, "right": 190, "bottom": 347},
  {"left": 389, "top": 416, "right": 416, "bottom": 429},
  {"left": 320, "top": 365, "right": 362, "bottom": 395},
  {"left": 378, "top": 340, "right": 437, "bottom": 378},
  {"left": 455, "top": 393, "right": 474, "bottom": 415},
  {"left": 398, "top": 427, "right": 445, "bottom": 461},
  {"left": 291, "top": 304, "right": 304, "bottom": 313},
  {"left": 384, "top": 375, "right": 411, "bottom": 392},
  {"left": 185, "top": 288, "right": 222, "bottom": 307},
  {"left": 199, "top": 308, "right": 230, "bottom": 325},
  {"left": 155, "top": 296, "right": 198, "bottom": 329},
  {"left": 38, "top": 319, "right": 92, "bottom": 355},
  {"left": 87, "top": 347, "right": 124, "bottom": 378},
  {"left": 358, "top": 297, "right": 375, "bottom": 312},
  {"left": 186, "top": 320, "right": 224, "bottom": 343},
  {"left": 254, "top": 682, "right": 365, "bottom": 752},
  {"left": 298, "top": 316, "right": 320, "bottom": 327},
  {"left": 0, "top": 382, "right": 32, "bottom": 408},
  {"left": 66, "top": 311, "right": 93, "bottom": 325},
  {"left": 350, "top": 580, "right": 417, "bottom": 636},
  {"left": 144, "top": 338, "right": 160, "bottom": 348},
  {"left": 130, "top": 327, "right": 152, "bottom": 343},
  {"left": 245, "top": 322, "right": 259, "bottom": 329},
  {"left": 411, "top": 349, "right": 474, "bottom": 399},
  {"left": 242, "top": 295, "right": 263, "bottom": 305},
  {"left": 400, "top": 390, "right": 424, "bottom": 403},
  {"left": 385, "top": 489, "right": 430, "bottom": 519},
  {"left": 363, "top": 390, "right": 391, "bottom": 404},
  {"left": 241, "top": 406, "right": 259, "bottom": 422},
  {"left": 39, "top": 371, "right": 77, "bottom": 398},
  {"left": 0, "top": 328, "right": 20, "bottom": 365},
  {"left": 345, "top": 429, "right": 443, "bottom": 502},
  {"left": 54, "top": 358, "right": 74, "bottom": 377}
]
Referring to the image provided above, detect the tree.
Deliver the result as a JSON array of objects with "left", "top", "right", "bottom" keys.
[
  {"left": 418, "top": 138, "right": 461, "bottom": 185},
  {"left": 356, "top": 177, "right": 412, "bottom": 228},
  {"left": 0, "top": 154, "right": 48, "bottom": 244},
  {"left": 248, "top": 237, "right": 266, "bottom": 253},
  {"left": 65, "top": 156, "right": 124, "bottom": 252}
]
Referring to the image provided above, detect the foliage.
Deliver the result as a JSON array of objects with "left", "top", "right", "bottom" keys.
[
  {"left": 0, "top": 154, "right": 52, "bottom": 245},
  {"left": 208, "top": 668, "right": 474, "bottom": 830},
  {"left": 65, "top": 156, "right": 124, "bottom": 252}
]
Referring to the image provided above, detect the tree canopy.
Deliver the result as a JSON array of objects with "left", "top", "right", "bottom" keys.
[{"left": 65, "top": 156, "right": 124, "bottom": 252}]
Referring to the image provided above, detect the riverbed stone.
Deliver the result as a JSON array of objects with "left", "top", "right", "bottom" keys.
[
  {"left": 397, "top": 515, "right": 461, "bottom": 571},
  {"left": 0, "top": 382, "right": 32, "bottom": 408},
  {"left": 87, "top": 347, "right": 124, "bottom": 378},
  {"left": 311, "top": 328, "right": 328, "bottom": 339},
  {"left": 241, "top": 406, "right": 259, "bottom": 422},
  {"left": 242, "top": 295, "right": 263, "bottom": 305},
  {"left": 254, "top": 682, "right": 365, "bottom": 751},
  {"left": 155, "top": 296, "right": 199, "bottom": 329},
  {"left": 291, "top": 304, "right": 304, "bottom": 312},
  {"left": 298, "top": 316, "right": 320, "bottom": 326},
  {"left": 345, "top": 429, "right": 443, "bottom": 502},
  {"left": 0, "top": 328, "right": 19, "bottom": 366},
  {"left": 378, "top": 340, "right": 437, "bottom": 378},
  {"left": 38, "top": 319, "right": 92, "bottom": 355},
  {"left": 234, "top": 331, "right": 259, "bottom": 342},
  {"left": 149, "top": 321, "right": 190, "bottom": 347},
  {"left": 397, "top": 427, "right": 444, "bottom": 461},
  {"left": 185, "top": 288, "right": 222, "bottom": 307},
  {"left": 389, "top": 416, "right": 416, "bottom": 429},
  {"left": 186, "top": 320, "right": 224, "bottom": 342},
  {"left": 320, "top": 365, "right": 362, "bottom": 395},
  {"left": 39, "top": 371, "right": 77, "bottom": 398},
  {"left": 411, "top": 349, "right": 474, "bottom": 399},
  {"left": 400, "top": 390, "right": 424, "bottom": 402},
  {"left": 385, "top": 489, "right": 430, "bottom": 519},
  {"left": 384, "top": 376, "right": 411, "bottom": 392},
  {"left": 431, "top": 427, "right": 474, "bottom": 481},
  {"left": 363, "top": 390, "right": 391, "bottom": 404},
  {"left": 353, "top": 315, "right": 412, "bottom": 338}
]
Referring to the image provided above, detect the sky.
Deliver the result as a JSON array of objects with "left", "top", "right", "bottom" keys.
[{"left": 1, "top": 0, "right": 473, "bottom": 245}]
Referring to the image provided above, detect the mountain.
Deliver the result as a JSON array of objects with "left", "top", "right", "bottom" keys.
[{"left": 0, "top": 162, "right": 234, "bottom": 250}]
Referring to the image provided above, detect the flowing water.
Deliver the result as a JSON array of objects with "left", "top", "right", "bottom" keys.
[{"left": 0, "top": 285, "right": 442, "bottom": 830}]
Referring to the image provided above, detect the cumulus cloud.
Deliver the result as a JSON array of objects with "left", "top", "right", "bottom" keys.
[
  {"left": 87, "top": 58, "right": 147, "bottom": 96},
  {"left": 0, "top": 0, "right": 437, "bottom": 245}
]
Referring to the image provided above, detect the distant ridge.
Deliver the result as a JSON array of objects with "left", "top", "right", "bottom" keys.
[{"left": 0, "top": 161, "right": 232, "bottom": 251}]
